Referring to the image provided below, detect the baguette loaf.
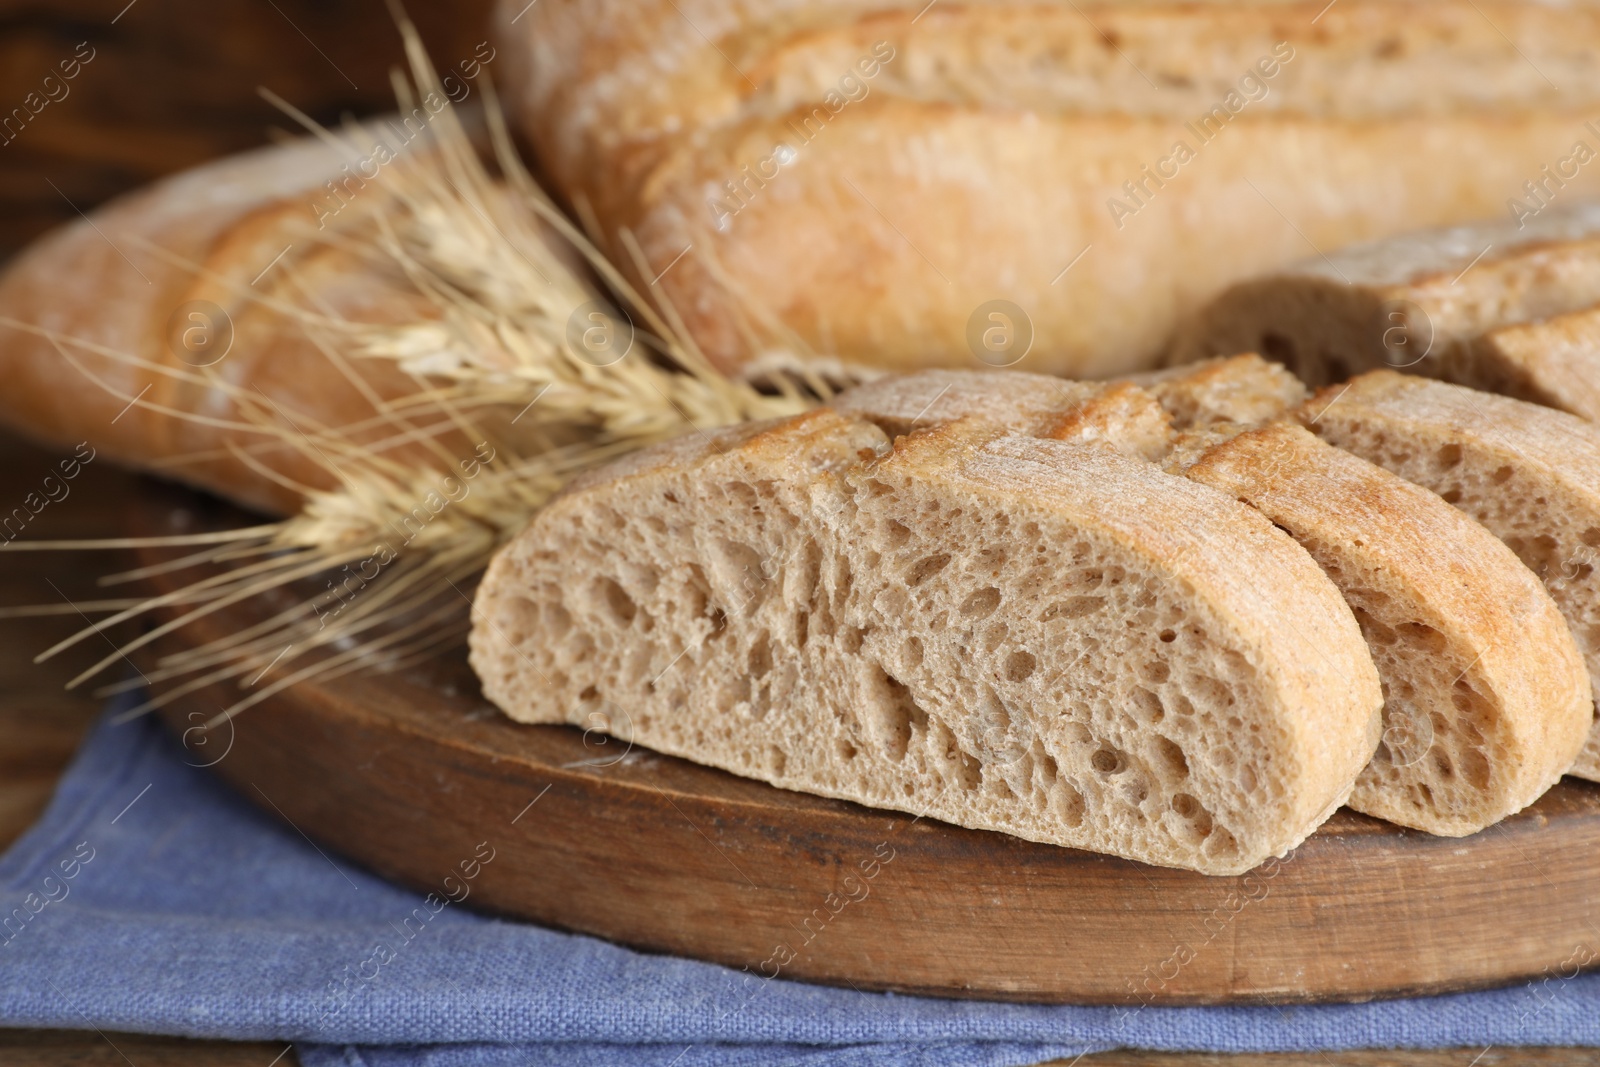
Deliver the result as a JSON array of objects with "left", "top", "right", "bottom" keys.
[
  {"left": 1170, "top": 202, "right": 1600, "bottom": 420},
  {"left": 0, "top": 118, "right": 567, "bottom": 516},
  {"left": 841, "top": 357, "right": 1592, "bottom": 832},
  {"left": 499, "top": 0, "right": 1600, "bottom": 378},
  {"left": 470, "top": 407, "right": 1382, "bottom": 873},
  {"left": 1297, "top": 371, "right": 1600, "bottom": 781}
]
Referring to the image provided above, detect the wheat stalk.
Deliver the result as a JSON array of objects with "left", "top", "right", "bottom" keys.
[{"left": 3, "top": 16, "right": 846, "bottom": 725}]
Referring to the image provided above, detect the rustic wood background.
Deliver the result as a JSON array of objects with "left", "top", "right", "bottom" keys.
[
  {"left": 0, "top": 0, "right": 1596, "bottom": 1062},
  {"left": 0, "top": 0, "right": 495, "bottom": 261}
]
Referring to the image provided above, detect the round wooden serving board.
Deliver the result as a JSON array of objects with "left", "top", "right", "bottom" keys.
[{"left": 131, "top": 483, "right": 1600, "bottom": 1006}]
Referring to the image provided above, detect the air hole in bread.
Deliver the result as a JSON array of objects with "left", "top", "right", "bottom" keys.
[
  {"left": 1395, "top": 621, "right": 1447, "bottom": 655},
  {"left": 862, "top": 663, "right": 927, "bottom": 761},
  {"left": 1131, "top": 686, "right": 1165, "bottom": 724},
  {"left": 1169, "top": 792, "right": 1215, "bottom": 845},
  {"left": 903, "top": 635, "right": 924, "bottom": 667},
  {"left": 1186, "top": 673, "right": 1234, "bottom": 711},
  {"left": 748, "top": 630, "right": 773, "bottom": 677},
  {"left": 1460, "top": 748, "right": 1491, "bottom": 790},
  {"left": 597, "top": 577, "right": 637, "bottom": 624},
  {"left": 955, "top": 746, "right": 984, "bottom": 791},
  {"left": 1050, "top": 780, "right": 1085, "bottom": 828},
  {"left": 683, "top": 564, "right": 710, "bottom": 618},
  {"left": 497, "top": 595, "right": 542, "bottom": 644},
  {"left": 907, "top": 553, "right": 952, "bottom": 585},
  {"left": 1043, "top": 596, "right": 1103, "bottom": 621},
  {"left": 1203, "top": 827, "right": 1239, "bottom": 860},
  {"left": 1151, "top": 736, "right": 1189, "bottom": 779},
  {"left": 709, "top": 538, "right": 766, "bottom": 608},
  {"left": 839, "top": 626, "right": 865, "bottom": 654},
  {"left": 1090, "top": 746, "right": 1126, "bottom": 774},
  {"left": 1004, "top": 649, "right": 1037, "bottom": 682},
  {"left": 718, "top": 673, "right": 751, "bottom": 713},
  {"left": 961, "top": 586, "right": 1003, "bottom": 618}
]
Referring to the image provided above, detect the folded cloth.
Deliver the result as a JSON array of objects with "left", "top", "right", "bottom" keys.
[{"left": 3, "top": 698, "right": 1600, "bottom": 1067}]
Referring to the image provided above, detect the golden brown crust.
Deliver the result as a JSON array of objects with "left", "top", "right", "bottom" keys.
[
  {"left": 1170, "top": 205, "right": 1600, "bottom": 397},
  {"left": 1134, "top": 354, "right": 1308, "bottom": 431},
  {"left": 500, "top": 0, "right": 1600, "bottom": 376},
  {"left": 1037, "top": 382, "right": 1172, "bottom": 461},
  {"left": 0, "top": 128, "right": 487, "bottom": 516}
]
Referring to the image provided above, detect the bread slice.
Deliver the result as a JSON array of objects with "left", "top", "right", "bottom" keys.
[
  {"left": 470, "top": 407, "right": 1382, "bottom": 874},
  {"left": 838, "top": 357, "right": 1591, "bottom": 831},
  {"left": 1180, "top": 420, "right": 1591, "bottom": 832},
  {"left": 1133, "top": 354, "right": 1309, "bottom": 430},
  {"left": 1297, "top": 370, "right": 1600, "bottom": 781},
  {"left": 1169, "top": 203, "right": 1600, "bottom": 408},
  {"left": 830, "top": 368, "right": 1102, "bottom": 439},
  {"left": 1468, "top": 306, "right": 1600, "bottom": 422}
]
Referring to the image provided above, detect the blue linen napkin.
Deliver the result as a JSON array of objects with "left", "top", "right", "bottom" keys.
[{"left": 3, "top": 696, "right": 1600, "bottom": 1066}]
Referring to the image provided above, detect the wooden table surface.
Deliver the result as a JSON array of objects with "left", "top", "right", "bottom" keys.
[
  {"left": 1, "top": 430, "right": 1593, "bottom": 1067},
  {"left": 1, "top": 0, "right": 1598, "bottom": 1062}
]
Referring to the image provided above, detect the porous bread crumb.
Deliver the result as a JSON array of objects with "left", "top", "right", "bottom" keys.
[
  {"left": 1184, "top": 419, "right": 1590, "bottom": 832},
  {"left": 1298, "top": 370, "right": 1600, "bottom": 781},
  {"left": 471, "top": 408, "right": 1381, "bottom": 874}
]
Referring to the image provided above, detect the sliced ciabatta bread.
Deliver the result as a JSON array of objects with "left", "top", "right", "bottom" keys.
[
  {"left": 1469, "top": 306, "right": 1600, "bottom": 422},
  {"left": 1168, "top": 203, "right": 1600, "bottom": 414},
  {"left": 1134, "top": 354, "right": 1309, "bottom": 430},
  {"left": 470, "top": 407, "right": 1382, "bottom": 874},
  {"left": 1035, "top": 382, "right": 1174, "bottom": 462},
  {"left": 830, "top": 368, "right": 1100, "bottom": 439},
  {"left": 1297, "top": 370, "right": 1600, "bottom": 781},
  {"left": 837, "top": 358, "right": 1591, "bottom": 832},
  {"left": 1179, "top": 419, "right": 1591, "bottom": 833}
]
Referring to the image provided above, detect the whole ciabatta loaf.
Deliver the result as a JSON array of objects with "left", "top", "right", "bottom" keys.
[
  {"left": 840, "top": 358, "right": 1592, "bottom": 834},
  {"left": 471, "top": 408, "right": 1382, "bottom": 874},
  {"left": 1170, "top": 202, "right": 1600, "bottom": 416},
  {"left": 497, "top": 0, "right": 1600, "bottom": 378},
  {"left": 1298, "top": 371, "right": 1600, "bottom": 782}
]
